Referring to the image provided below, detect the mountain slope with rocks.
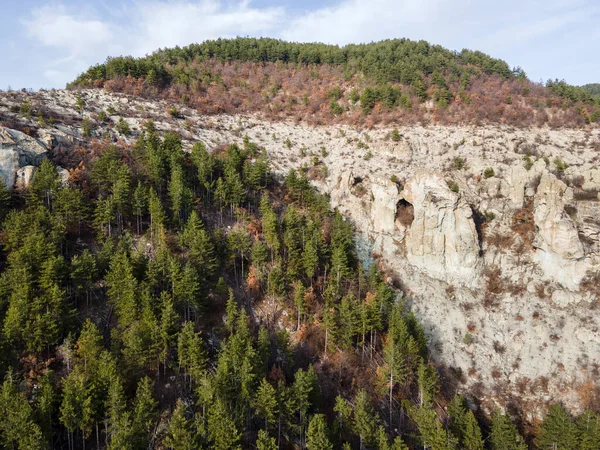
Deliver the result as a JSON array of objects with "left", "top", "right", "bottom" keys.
[{"left": 1, "top": 86, "right": 599, "bottom": 420}]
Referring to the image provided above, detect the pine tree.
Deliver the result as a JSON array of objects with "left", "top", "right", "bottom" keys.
[
  {"left": 291, "top": 366, "right": 319, "bottom": 446},
  {"left": 164, "top": 399, "right": 195, "bottom": 450},
  {"left": 337, "top": 293, "right": 360, "bottom": 349},
  {"left": 293, "top": 282, "right": 306, "bottom": 330},
  {"left": 106, "top": 251, "right": 138, "bottom": 327},
  {"left": 535, "top": 403, "right": 578, "bottom": 450},
  {"left": 254, "top": 378, "right": 277, "bottom": 429},
  {"left": 260, "top": 194, "right": 280, "bottom": 261},
  {"left": 177, "top": 322, "right": 207, "bottom": 385},
  {"left": 225, "top": 290, "right": 238, "bottom": 333},
  {"left": 106, "top": 376, "right": 133, "bottom": 450},
  {"left": 307, "top": 414, "right": 334, "bottom": 450},
  {"left": 257, "top": 326, "right": 271, "bottom": 375},
  {"left": 227, "top": 227, "right": 251, "bottom": 286},
  {"left": 256, "top": 429, "right": 277, "bottom": 450},
  {"left": 490, "top": 409, "right": 527, "bottom": 450},
  {"left": 0, "top": 179, "right": 12, "bottom": 219},
  {"left": 0, "top": 375, "right": 45, "bottom": 450},
  {"left": 577, "top": 410, "right": 600, "bottom": 450},
  {"left": 76, "top": 319, "right": 104, "bottom": 372},
  {"left": 409, "top": 406, "right": 457, "bottom": 450},
  {"left": 168, "top": 162, "right": 192, "bottom": 225},
  {"left": 132, "top": 181, "right": 148, "bottom": 235},
  {"left": 180, "top": 211, "right": 217, "bottom": 277},
  {"left": 71, "top": 250, "right": 97, "bottom": 307},
  {"left": 417, "top": 359, "right": 439, "bottom": 407},
  {"left": 159, "top": 293, "right": 179, "bottom": 377},
  {"left": 190, "top": 141, "right": 215, "bottom": 195},
  {"left": 148, "top": 188, "right": 166, "bottom": 238},
  {"left": 132, "top": 377, "right": 158, "bottom": 448},
  {"left": 303, "top": 237, "right": 319, "bottom": 283},
  {"left": 207, "top": 398, "right": 241, "bottom": 450},
  {"left": 29, "top": 159, "right": 61, "bottom": 209},
  {"left": 447, "top": 395, "right": 483, "bottom": 450},
  {"left": 353, "top": 389, "right": 378, "bottom": 450},
  {"left": 383, "top": 303, "right": 409, "bottom": 427},
  {"left": 334, "top": 395, "right": 352, "bottom": 443},
  {"left": 463, "top": 410, "right": 484, "bottom": 450},
  {"left": 35, "top": 370, "right": 56, "bottom": 441}
]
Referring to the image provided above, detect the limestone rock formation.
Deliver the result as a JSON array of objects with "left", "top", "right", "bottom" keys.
[
  {"left": 0, "top": 126, "right": 48, "bottom": 188},
  {"left": 403, "top": 170, "right": 482, "bottom": 286},
  {"left": 370, "top": 178, "right": 400, "bottom": 233},
  {"left": 533, "top": 172, "right": 588, "bottom": 291}
]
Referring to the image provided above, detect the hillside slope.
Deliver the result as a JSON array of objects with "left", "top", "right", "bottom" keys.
[
  {"left": 69, "top": 38, "right": 600, "bottom": 128},
  {"left": 1, "top": 88, "right": 600, "bottom": 419}
]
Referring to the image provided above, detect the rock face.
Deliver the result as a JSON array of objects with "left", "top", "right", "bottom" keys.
[
  {"left": 533, "top": 173, "right": 588, "bottom": 290},
  {"left": 370, "top": 178, "right": 400, "bottom": 233},
  {"left": 0, "top": 148, "right": 20, "bottom": 188},
  {"left": 0, "top": 127, "right": 48, "bottom": 189},
  {"left": 403, "top": 170, "right": 482, "bottom": 285}
]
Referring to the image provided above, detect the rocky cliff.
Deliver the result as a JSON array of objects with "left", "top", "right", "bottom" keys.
[{"left": 1, "top": 88, "right": 599, "bottom": 417}]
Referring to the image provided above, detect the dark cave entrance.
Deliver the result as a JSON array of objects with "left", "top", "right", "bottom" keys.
[{"left": 396, "top": 199, "right": 414, "bottom": 227}]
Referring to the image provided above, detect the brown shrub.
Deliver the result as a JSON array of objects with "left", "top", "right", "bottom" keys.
[{"left": 511, "top": 200, "right": 535, "bottom": 249}]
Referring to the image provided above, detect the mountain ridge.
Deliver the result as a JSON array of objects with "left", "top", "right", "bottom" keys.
[{"left": 68, "top": 37, "right": 600, "bottom": 129}]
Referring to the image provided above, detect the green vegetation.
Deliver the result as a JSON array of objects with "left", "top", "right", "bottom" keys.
[
  {"left": 70, "top": 37, "right": 513, "bottom": 89},
  {"left": 582, "top": 83, "right": 600, "bottom": 96},
  {"left": 484, "top": 167, "right": 495, "bottom": 179},
  {"left": 0, "top": 124, "right": 595, "bottom": 449},
  {"left": 116, "top": 117, "right": 131, "bottom": 136},
  {"left": 547, "top": 80, "right": 600, "bottom": 105}
]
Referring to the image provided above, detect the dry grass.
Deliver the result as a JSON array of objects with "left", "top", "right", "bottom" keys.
[{"left": 511, "top": 200, "right": 536, "bottom": 249}]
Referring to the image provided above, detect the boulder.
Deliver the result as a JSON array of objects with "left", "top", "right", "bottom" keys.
[
  {"left": 0, "top": 127, "right": 48, "bottom": 188},
  {"left": 57, "top": 166, "right": 70, "bottom": 186},
  {"left": 14, "top": 165, "right": 37, "bottom": 190},
  {"left": 0, "top": 149, "right": 20, "bottom": 188},
  {"left": 403, "top": 169, "right": 482, "bottom": 285}
]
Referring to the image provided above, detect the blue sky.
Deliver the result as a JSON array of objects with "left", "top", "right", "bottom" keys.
[{"left": 3, "top": 0, "right": 599, "bottom": 90}]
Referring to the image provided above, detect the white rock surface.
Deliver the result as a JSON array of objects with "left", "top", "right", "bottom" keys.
[
  {"left": 533, "top": 173, "right": 588, "bottom": 290},
  {"left": 0, "top": 126, "right": 48, "bottom": 188},
  {"left": 403, "top": 170, "right": 482, "bottom": 285}
]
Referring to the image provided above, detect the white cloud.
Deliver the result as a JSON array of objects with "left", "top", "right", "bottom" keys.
[
  {"left": 131, "top": 1, "right": 284, "bottom": 56},
  {"left": 22, "top": 5, "right": 114, "bottom": 58},
  {"left": 281, "top": 0, "right": 469, "bottom": 46}
]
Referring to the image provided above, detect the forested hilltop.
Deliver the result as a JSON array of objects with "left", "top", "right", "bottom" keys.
[
  {"left": 0, "top": 118, "right": 598, "bottom": 449},
  {"left": 582, "top": 83, "right": 600, "bottom": 96},
  {"left": 69, "top": 38, "right": 600, "bottom": 128}
]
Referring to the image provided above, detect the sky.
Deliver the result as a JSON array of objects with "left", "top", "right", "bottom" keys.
[{"left": 2, "top": 0, "right": 599, "bottom": 90}]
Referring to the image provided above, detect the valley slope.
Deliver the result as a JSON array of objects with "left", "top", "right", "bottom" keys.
[{"left": 2, "top": 87, "right": 599, "bottom": 419}]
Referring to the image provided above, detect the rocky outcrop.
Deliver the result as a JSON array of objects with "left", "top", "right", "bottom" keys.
[
  {"left": 14, "top": 166, "right": 37, "bottom": 190},
  {"left": 403, "top": 170, "right": 482, "bottom": 286},
  {"left": 370, "top": 178, "right": 400, "bottom": 233},
  {"left": 0, "top": 127, "right": 48, "bottom": 189},
  {"left": 533, "top": 173, "right": 588, "bottom": 291},
  {"left": 0, "top": 148, "right": 20, "bottom": 189}
]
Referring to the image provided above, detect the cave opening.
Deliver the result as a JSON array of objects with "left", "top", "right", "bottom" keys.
[{"left": 396, "top": 199, "right": 414, "bottom": 227}]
